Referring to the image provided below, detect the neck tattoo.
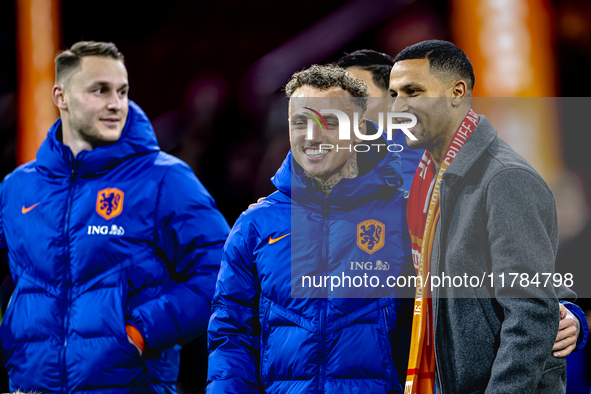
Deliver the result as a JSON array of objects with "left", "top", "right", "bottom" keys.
[{"left": 313, "top": 153, "right": 359, "bottom": 197}]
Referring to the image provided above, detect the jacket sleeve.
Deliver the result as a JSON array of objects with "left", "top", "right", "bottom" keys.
[
  {"left": 129, "top": 163, "right": 230, "bottom": 350},
  {"left": 484, "top": 168, "right": 574, "bottom": 393},
  {"left": 207, "top": 214, "right": 262, "bottom": 393}
]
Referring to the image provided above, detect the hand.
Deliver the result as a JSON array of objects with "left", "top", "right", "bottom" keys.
[
  {"left": 248, "top": 197, "right": 266, "bottom": 209},
  {"left": 552, "top": 303, "right": 580, "bottom": 357},
  {"left": 128, "top": 334, "right": 143, "bottom": 357}
]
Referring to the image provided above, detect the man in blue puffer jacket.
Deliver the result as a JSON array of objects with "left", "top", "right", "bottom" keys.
[
  {"left": 206, "top": 62, "right": 587, "bottom": 393},
  {"left": 0, "top": 41, "right": 230, "bottom": 393},
  {"left": 207, "top": 64, "right": 419, "bottom": 393}
]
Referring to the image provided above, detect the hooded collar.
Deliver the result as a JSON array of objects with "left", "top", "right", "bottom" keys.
[
  {"left": 35, "top": 101, "right": 160, "bottom": 179},
  {"left": 271, "top": 120, "right": 403, "bottom": 211}
]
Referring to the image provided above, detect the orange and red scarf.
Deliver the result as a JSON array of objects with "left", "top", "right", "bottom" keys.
[{"left": 405, "top": 109, "right": 479, "bottom": 393}]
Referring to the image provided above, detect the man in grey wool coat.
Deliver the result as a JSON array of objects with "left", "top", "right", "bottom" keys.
[{"left": 389, "top": 40, "right": 588, "bottom": 393}]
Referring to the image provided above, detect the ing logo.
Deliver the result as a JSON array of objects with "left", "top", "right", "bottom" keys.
[
  {"left": 96, "top": 188, "right": 124, "bottom": 220},
  {"left": 357, "top": 219, "right": 385, "bottom": 254},
  {"left": 349, "top": 260, "right": 390, "bottom": 271}
]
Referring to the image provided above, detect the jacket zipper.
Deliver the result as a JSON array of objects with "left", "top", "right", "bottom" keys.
[
  {"left": 318, "top": 204, "right": 329, "bottom": 392},
  {"left": 60, "top": 166, "right": 76, "bottom": 393}
]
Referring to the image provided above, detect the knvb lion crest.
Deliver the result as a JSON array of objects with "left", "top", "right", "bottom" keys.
[
  {"left": 96, "top": 188, "right": 124, "bottom": 220},
  {"left": 357, "top": 219, "right": 385, "bottom": 254}
]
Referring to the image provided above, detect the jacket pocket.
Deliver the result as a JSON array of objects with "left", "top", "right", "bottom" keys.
[
  {"left": 114, "top": 267, "right": 142, "bottom": 363},
  {"left": 538, "top": 354, "right": 566, "bottom": 391},
  {"left": 259, "top": 304, "right": 271, "bottom": 382},
  {"left": 0, "top": 287, "right": 18, "bottom": 359}
]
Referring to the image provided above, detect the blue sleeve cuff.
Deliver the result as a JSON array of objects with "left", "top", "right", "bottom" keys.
[{"left": 560, "top": 300, "right": 589, "bottom": 351}]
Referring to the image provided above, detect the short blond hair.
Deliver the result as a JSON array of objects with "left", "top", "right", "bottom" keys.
[{"left": 55, "top": 41, "right": 124, "bottom": 83}]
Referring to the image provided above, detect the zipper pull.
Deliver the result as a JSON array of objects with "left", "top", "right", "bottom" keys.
[
  {"left": 70, "top": 169, "right": 75, "bottom": 183},
  {"left": 322, "top": 205, "right": 328, "bottom": 217}
]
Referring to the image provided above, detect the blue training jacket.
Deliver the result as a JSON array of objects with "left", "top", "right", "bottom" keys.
[
  {"left": 207, "top": 125, "right": 418, "bottom": 393},
  {"left": 0, "top": 101, "right": 230, "bottom": 393}
]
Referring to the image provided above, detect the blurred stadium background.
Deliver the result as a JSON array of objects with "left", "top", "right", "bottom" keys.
[{"left": 0, "top": 0, "right": 590, "bottom": 392}]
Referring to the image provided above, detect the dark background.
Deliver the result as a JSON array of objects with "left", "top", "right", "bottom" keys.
[{"left": 1, "top": 0, "right": 590, "bottom": 392}]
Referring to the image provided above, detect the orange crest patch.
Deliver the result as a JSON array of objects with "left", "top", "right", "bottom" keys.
[
  {"left": 357, "top": 219, "right": 385, "bottom": 254},
  {"left": 96, "top": 188, "right": 124, "bottom": 220}
]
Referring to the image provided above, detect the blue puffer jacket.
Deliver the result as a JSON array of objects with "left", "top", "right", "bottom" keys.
[
  {"left": 207, "top": 129, "right": 417, "bottom": 393},
  {"left": 0, "top": 102, "right": 230, "bottom": 393}
]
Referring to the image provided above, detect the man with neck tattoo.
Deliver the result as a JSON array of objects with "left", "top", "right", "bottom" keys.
[
  {"left": 289, "top": 84, "right": 361, "bottom": 197},
  {"left": 389, "top": 40, "right": 588, "bottom": 394},
  {"left": 207, "top": 64, "right": 416, "bottom": 393}
]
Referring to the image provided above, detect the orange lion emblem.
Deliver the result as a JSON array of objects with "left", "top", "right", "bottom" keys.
[
  {"left": 96, "top": 188, "right": 124, "bottom": 220},
  {"left": 357, "top": 219, "right": 385, "bottom": 254}
]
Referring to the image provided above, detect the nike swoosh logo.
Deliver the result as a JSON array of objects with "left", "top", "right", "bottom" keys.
[
  {"left": 22, "top": 203, "right": 40, "bottom": 214},
  {"left": 269, "top": 233, "right": 291, "bottom": 244}
]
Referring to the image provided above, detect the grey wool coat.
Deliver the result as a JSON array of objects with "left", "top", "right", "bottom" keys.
[{"left": 429, "top": 115, "right": 575, "bottom": 393}]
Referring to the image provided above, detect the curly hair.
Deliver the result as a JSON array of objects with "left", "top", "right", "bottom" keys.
[{"left": 285, "top": 64, "right": 369, "bottom": 114}]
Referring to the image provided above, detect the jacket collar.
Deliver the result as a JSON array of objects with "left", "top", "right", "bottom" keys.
[
  {"left": 35, "top": 101, "right": 160, "bottom": 179},
  {"left": 443, "top": 115, "right": 497, "bottom": 182},
  {"left": 271, "top": 120, "right": 403, "bottom": 211}
]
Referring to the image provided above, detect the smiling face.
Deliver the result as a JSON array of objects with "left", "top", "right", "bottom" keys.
[
  {"left": 388, "top": 58, "right": 455, "bottom": 152},
  {"left": 289, "top": 86, "right": 365, "bottom": 180},
  {"left": 60, "top": 56, "right": 129, "bottom": 146}
]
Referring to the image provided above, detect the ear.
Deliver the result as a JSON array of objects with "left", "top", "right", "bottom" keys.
[
  {"left": 450, "top": 80, "right": 468, "bottom": 107},
  {"left": 52, "top": 84, "right": 68, "bottom": 111}
]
